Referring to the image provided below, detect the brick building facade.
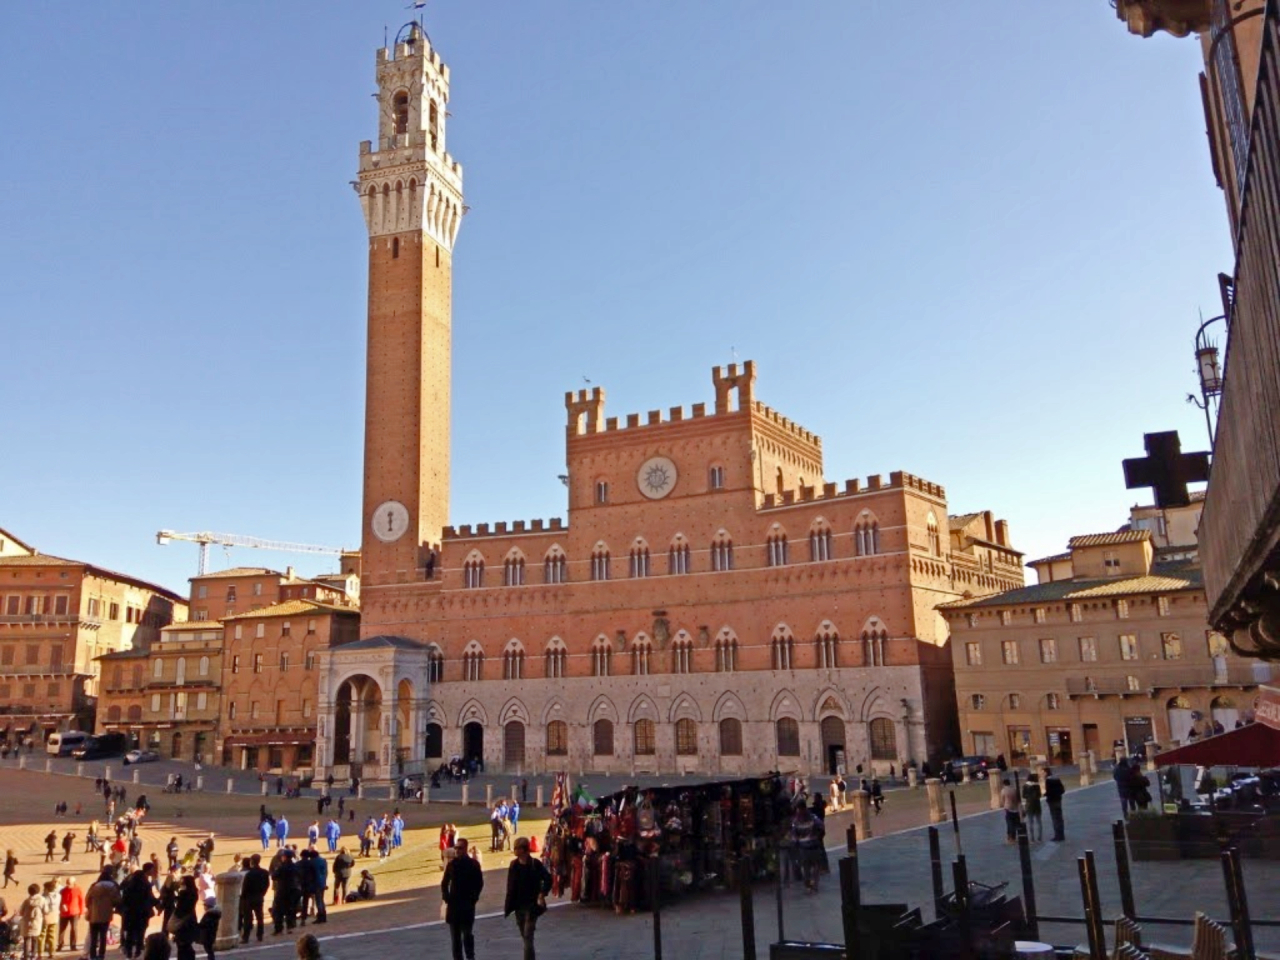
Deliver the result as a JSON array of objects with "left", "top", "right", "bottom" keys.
[
  {"left": 312, "top": 28, "right": 1023, "bottom": 782},
  {"left": 0, "top": 527, "right": 184, "bottom": 741}
]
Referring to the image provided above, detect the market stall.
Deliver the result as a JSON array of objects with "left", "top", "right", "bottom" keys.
[{"left": 541, "top": 772, "right": 821, "bottom": 913}]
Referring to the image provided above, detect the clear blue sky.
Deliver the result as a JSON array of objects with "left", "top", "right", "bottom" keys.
[{"left": 0, "top": 3, "right": 1229, "bottom": 596}]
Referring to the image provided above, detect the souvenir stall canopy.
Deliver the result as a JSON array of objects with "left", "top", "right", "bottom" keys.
[{"left": 541, "top": 772, "right": 828, "bottom": 914}]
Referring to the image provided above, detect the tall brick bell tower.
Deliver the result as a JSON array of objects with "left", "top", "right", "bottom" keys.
[{"left": 357, "top": 22, "right": 463, "bottom": 584}]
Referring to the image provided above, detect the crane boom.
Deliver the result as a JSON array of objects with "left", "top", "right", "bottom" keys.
[{"left": 156, "top": 530, "right": 348, "bottom": 576}]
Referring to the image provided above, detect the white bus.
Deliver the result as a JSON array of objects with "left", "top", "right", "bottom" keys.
[{"left": 46, "top": 731, "right": 89, "bottom": 757}]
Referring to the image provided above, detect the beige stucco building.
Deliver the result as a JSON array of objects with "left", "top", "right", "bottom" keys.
[{"left": 942, "top": 502, "right": 1273, "bottom": 763}]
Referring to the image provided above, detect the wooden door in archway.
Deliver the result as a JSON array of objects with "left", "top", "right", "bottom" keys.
[{"left": 503, "top": 721, "right": 526, "bottom": 772}]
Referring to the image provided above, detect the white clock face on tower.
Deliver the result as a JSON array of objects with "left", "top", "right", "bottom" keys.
[
  {"left": 637, "top": 456, "right": 678, "bottom": 500},
  {"left": 371, "top": 500, "right": 410, "bottom": 542}
]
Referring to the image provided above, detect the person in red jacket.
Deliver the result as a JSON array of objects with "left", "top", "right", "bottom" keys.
[{"left": 58, "top": 877, "right": 85, "bottom": 953}]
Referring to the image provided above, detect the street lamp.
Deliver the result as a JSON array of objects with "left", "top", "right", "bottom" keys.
[{"left": 1187, "top": 314, "right": 1226, "bottom": 447}]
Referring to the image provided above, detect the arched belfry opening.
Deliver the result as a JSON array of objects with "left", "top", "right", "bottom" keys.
[{"left": 393, "top": 91, "right": 410, "bottom": 136}]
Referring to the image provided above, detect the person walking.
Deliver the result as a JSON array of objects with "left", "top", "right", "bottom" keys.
[
  {"left": 442, "top": 838, "right": 484, "bottom": 960},
  {"left": 306, "top": 823, "right": 320, "bottom": 851},
  {"left": 275, "top": 816, "right": 290, "bottom": 850},
  {"left": 503, "top": 838, "right": 550, "bottom": 960},
  {"left": 258, "top": 820, "right": 272, "bottom": 852},
  {"left": 4, "top": 849, "right": 17, "bottom": 888},
  {"left": 331, "top": 848, "right": 353, "bottom": 905},
  {"left": 44, "top": 832, "right": 57, "bottom": 864},
  {"left": 1021, "top": 773, "right": 1044, "bottom": 842},
  {"left": 57, "top": 877, "right": 84, "bottom": 954},
  {"left": 999, "top": 778, "right": 1021, "bottom": 843},
  {"left": 84, "top": 869, "right": 121, "bottom": 960},
  {"left": 119, "top": 864, "right": 158, "bottom": 960},
  {"left": 60, "top": 833, "right": 74, "bottom": 863},
  {"left": 239, "top": 855, "right": 270, "bottom": 944},
  {"left": 1113, "top": 757, "right": 1134, "bottom": 816},
  {"left": 160, "top": 869, "right": 182, "bottom": 933},
  {"left": 324, "top": 819, "right": 340, "bottom": 854},
  {"left": 1044, "top": 768, "right": 1066, "bottom": 842}
]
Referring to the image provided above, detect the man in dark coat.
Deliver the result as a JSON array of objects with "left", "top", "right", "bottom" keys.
[
  {"left": 269, "top": 850, "right": 301, "bottom": 935},
  {"left": 118, "top": 863, "right": 158, "bottom": 959},
  {"left": 441, "top": 838, "right": 484, "bottom": 960},
  {"left": 504, "top": 838, "right": 551, "bottom": 960},
  {"left": 239, "top": 855, "right": 270, "bottom": 943}
]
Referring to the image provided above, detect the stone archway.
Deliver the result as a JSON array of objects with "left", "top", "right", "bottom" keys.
[
  {"left": 332, "top": 674, "right": 383, "bottom": 773},
  {"left": 463, "top": 722, "right": 484, "bottom": 766},
  {"left": 819, "top": 715, "right": 846, "bottom": 775},
  {"left": 504, "top": 721, "right": 526, "bottom": 772}
]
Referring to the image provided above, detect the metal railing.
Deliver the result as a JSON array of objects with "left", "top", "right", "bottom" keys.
[{"left": 1203, "top": 0, "right": 1280, "bottom": 633}]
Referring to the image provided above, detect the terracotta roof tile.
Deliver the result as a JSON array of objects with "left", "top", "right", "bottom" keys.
[
  {"left": 221, "top": 599, "right": 358, "bottom": 621},
  {"left": 940, "top": 561, "right": 1201, "bottom": 611},
  {"left": 1067, "top": 530, "right": 1151, "bottom": 549}
]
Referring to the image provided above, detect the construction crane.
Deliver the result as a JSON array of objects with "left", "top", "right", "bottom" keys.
[{"left": 156, "top": 530, "right": 349, "bottom": 576}]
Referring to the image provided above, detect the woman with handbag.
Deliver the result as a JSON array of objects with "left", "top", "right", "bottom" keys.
[{"left": 503, "top": 838, "right": 551, "bottom": 960}]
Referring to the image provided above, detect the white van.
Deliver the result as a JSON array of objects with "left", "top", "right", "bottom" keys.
[{"left": 47, "top": 731, "right": 89, "bottom": 757}]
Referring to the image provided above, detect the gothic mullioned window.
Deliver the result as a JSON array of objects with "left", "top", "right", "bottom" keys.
[
  {"left": 810, "top": 523, "right": 833, "bottom": 562},
  {"left": 590, "top": 547, "right": 611, "bottom": 582},
  {"left": 767, "top": 531, "right": 789, "bottom": 567},
  {"left": 503, "top": 555, "right": 525, "bottom": 587},
  {"left": 816, "top": 627, "right": 839, "bottom": 669},
  {"left": 629, "top": 545, "right": 651, "bottom": 578},
  {"left": 715, "top": 633, "right": 738, "bottom": 673},
  {"left": 855, "top": 516, "right": 880, "bottom": 556},
  {"left": 503, "top": 643, "right": 525, "bottom": 681},
  {"left": 668, "top": 538, "right": 691, "bottom": 576},
  {"left": 462, "top": 644, "right": 485, "bottom": 682},
  {"left": 427, "top": 647, "right": 445, "bottom": 683},
  {"left": 671, "top": 637, "right": 693, "bottom": 674},
  {"left": 544, "top": 639, "right": 567, "bottom": 679},
  {"left": 591, "top": 639, "right": 612, "bottom": 677},
  {"left": 771, "top": 629, "right": 794, "bottom": 670},
  {"left": 862, "top": 624, "right": 887, "bottom": 667},
  {"left": 927, "top": 512, "right": 941, "bottom": 556},
  {"left": 709, "top": 465, "right": 725, "bottom": 490},
  {"left": 546, "top": 720, "right": 568, "bottom": 756},
  {"left": 463, "top": 558, "right": 485, "bottom": 589},
  {"left": 631, "top": 637, "right": 652, "bottom": 676},
  {"left": 544, "top": 549, "right": 567, "bottom": 585},
  {"left": 710, "top": 533, "right": 734, "bottom": 572}
]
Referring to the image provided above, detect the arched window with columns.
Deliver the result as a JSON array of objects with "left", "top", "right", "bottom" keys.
[
  {"left": 462, "top": 642, "right": 485, "bottom": 682},
  {"left": 816, "top": 624, "right": 840, "bottom": 669},
  {"left": 710, "top": 531, "right": 734, "bottom": 572},
  {"left": 809, "top": 520, "right": 833, "bottom": 562},
  {"left": 544, "top": 638, "right": 567, "bottom": 679},
  {"left": 427, "top": 645, "right": 445, "bottom": 683},
  {"left": 503, "top": 553, "right": 526, "bottom": 587},
  {"left": 544, "top": 547, "right": 567, "bottom": 584},
  {"left": 927, "top": 512, "right": 941, "bottom": 556},
  {"left": 668, "top": 536, "right": 691, "bottom": 575},
  {"left": 771, "top": 626, "right": 795, "bottom": 670},
  {"left": 766, "top": 528, "right": 789, "bottom": 567},
  {"left": 591, "top": 637, "right": 612, "bottom": 677},
  {"left": 631, "top": 636, "right": 652, "bottom": 676},
  {"left": 861, "top": 619, "right": 888, "bottom": 667},
  {"left": 463, "top": 555, "right": 485, "bottom": 589},
  {"left": 715, "top": 631, "right": 738, "bottom": 673},
  {"left": 590, "top": 544, "right": 611, "bottom": 582},
  {"left": 855, "top": 514, "right": 880, "bottom": 556},
  {"left": 503, "top": 641, "right": 525, "bottom": 681},
  {"left": 629, "top": 541, "right": 651, "bottom": 578},
  {"left": 671, "top": 635, "right": 693, "bottom": 674}
]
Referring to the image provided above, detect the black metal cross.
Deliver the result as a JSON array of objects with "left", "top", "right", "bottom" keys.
[{"left": 1122, "top": 431, "right": 1210, "bottom": 509}]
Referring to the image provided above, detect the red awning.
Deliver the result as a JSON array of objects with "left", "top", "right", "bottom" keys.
[{"left": 1155, "top": 723, "right": 1280, "bottom": 768}]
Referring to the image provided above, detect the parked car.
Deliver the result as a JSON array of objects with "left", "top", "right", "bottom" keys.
[
  {"left": 943, "top": 756, "right": 994, "bottom": 781},
  {"left": 123, "top": 749, "right": 159, "bottom": 765},
  {"left": 72, "top": 733, "right": 128, "bottom": 761}
]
